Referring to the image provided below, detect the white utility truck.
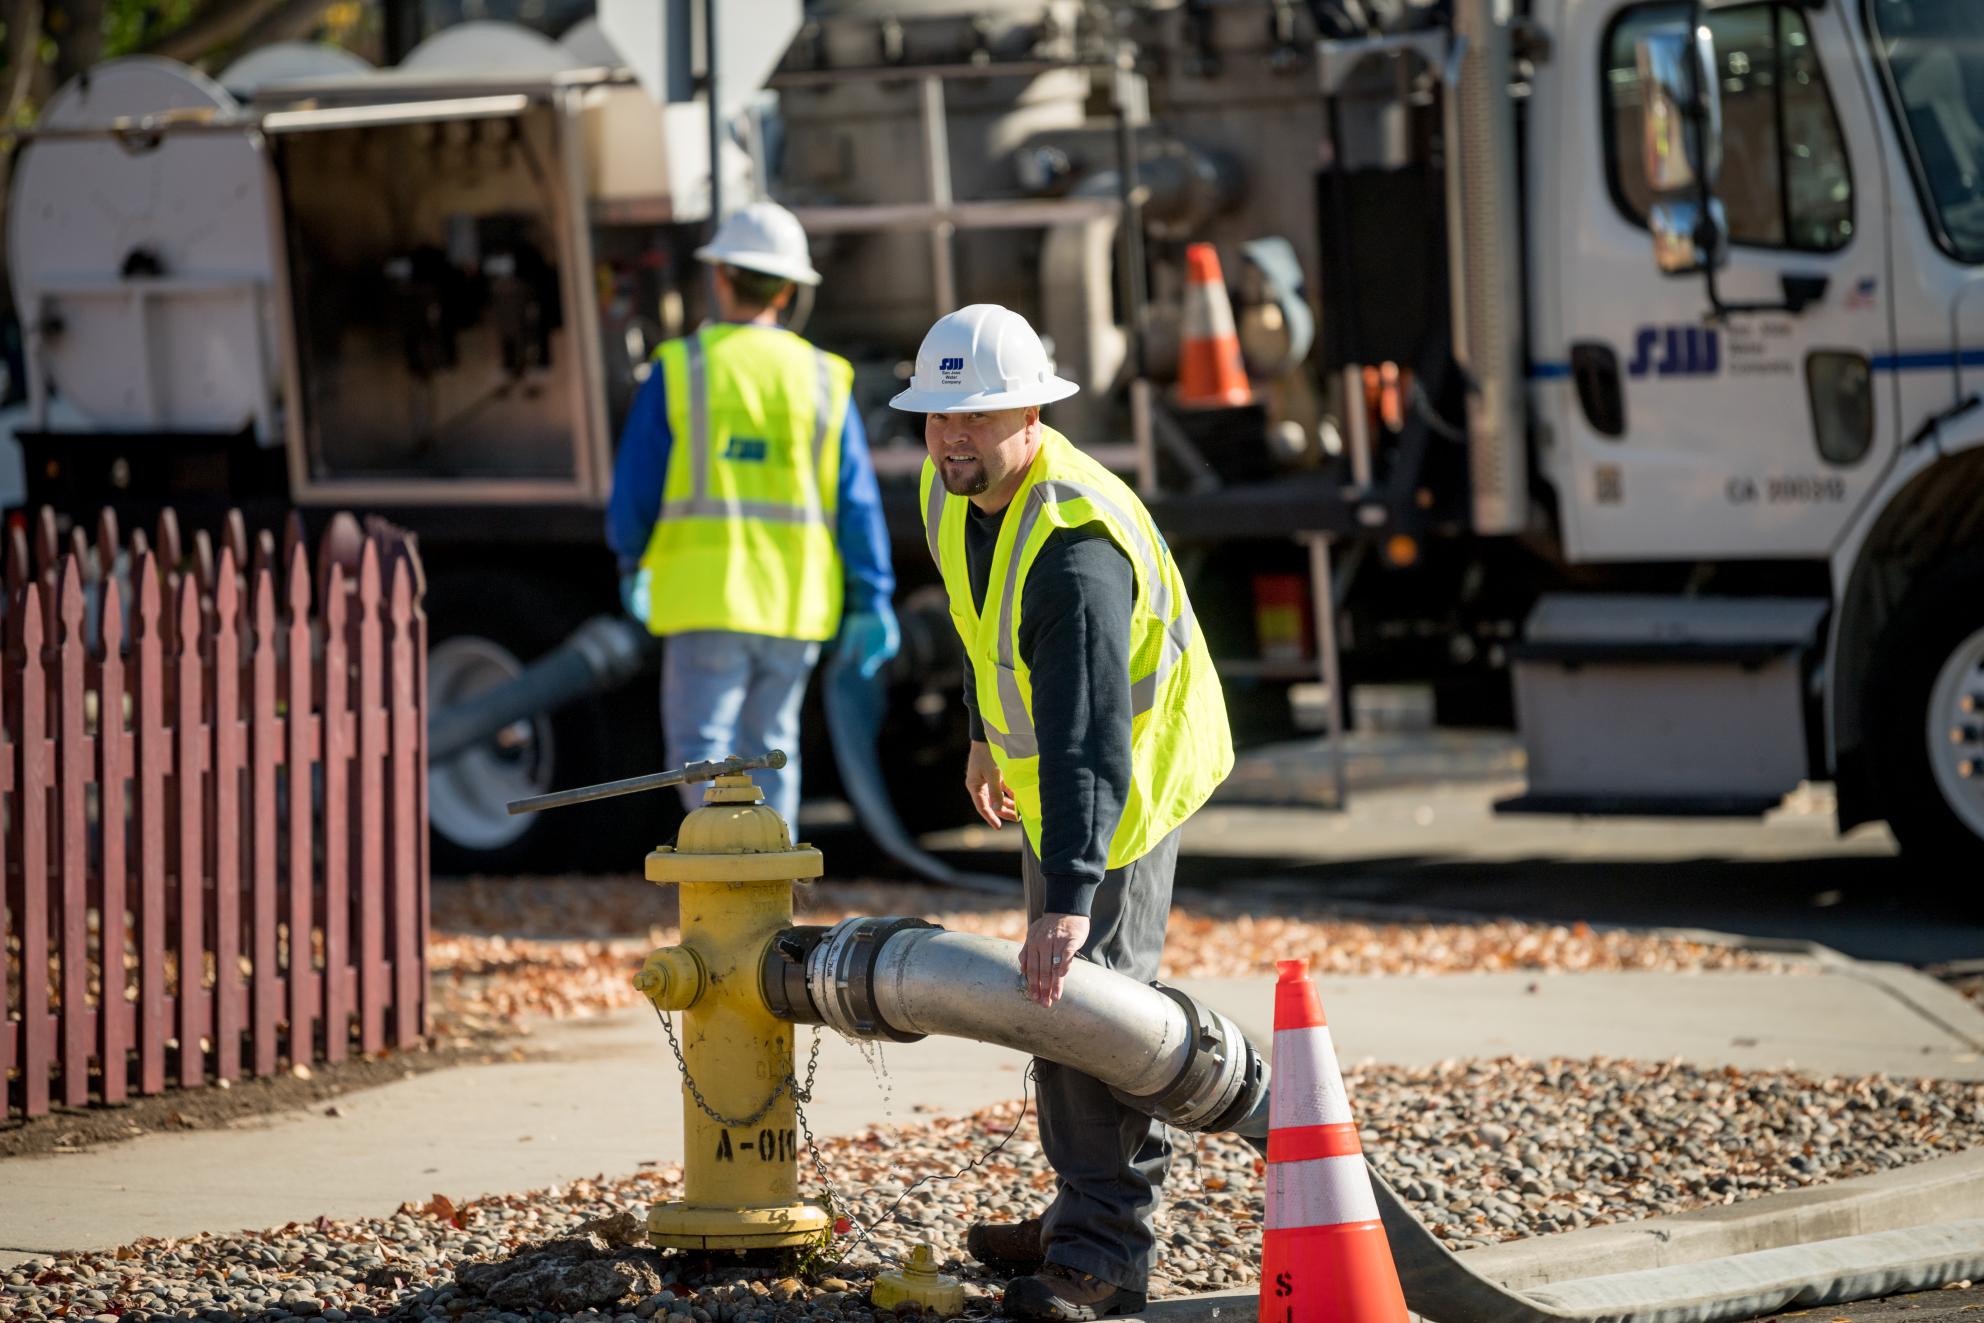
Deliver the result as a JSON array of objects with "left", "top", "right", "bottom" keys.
[{"left": 4, "top": 0, "right": 1980, "bottom": 872}]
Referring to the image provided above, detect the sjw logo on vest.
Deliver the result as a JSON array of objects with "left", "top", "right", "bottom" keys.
[
  {"left": 1627, "top": 325, "right": 1720, "bottom": 378},
  {"left": 722, "top": 436, "right": 771, "bottom": 463}
]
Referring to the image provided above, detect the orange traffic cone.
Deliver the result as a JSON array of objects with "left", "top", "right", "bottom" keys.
[
  {"left": 1260, "top": 959, "right": 1408, "bottom": 1323},
  {"left": 1176, "top": 243, "right": 1253, "bottom": 408}
]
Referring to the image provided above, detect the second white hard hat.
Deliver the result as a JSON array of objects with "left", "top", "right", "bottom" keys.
[
  {"left": 694, "top": 200, "right": 822, "bottom": 286},
  {"left": 889, "top": 304, "right": 1080, "bottom": 412}
]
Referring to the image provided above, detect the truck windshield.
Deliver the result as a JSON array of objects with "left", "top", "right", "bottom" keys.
[{"left": 1868, "top": 0, "right": 1984, "bottom": 261}]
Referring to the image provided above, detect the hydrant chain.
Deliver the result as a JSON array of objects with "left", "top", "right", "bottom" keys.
[
  {"left": 789, "top": 1066, "right": 871, "bottom": 1254},
  {"left": 799, "top": 1061, "right": 1042, "bottom": 1274},
  {"left": 657, "top": 1006, "right": 823, "bottom": 1131},
  {"left": 785, "top": 1051, "right": 893, "bottom": 1269}
]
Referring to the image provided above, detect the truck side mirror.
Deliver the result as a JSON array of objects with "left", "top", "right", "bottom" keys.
[
  {"left": 1649, "top": 197, "right": 1728, "bottom": 274},
  {"left": 1637, "top": 22, "right": 1726, "bottom": 274}
]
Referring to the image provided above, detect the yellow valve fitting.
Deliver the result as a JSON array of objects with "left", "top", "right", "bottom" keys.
[
  {"left": 633, "top": 946, "right": 705, "bottom": 1012},
  {"left": 644, "top": 772, "right": 829, "bottom": 1251},
  {"left": 871, "top": 1244, "right": 965, "bottom": 1318}
]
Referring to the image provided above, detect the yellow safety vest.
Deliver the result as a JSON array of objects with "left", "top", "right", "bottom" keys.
[
  {"left": 920, "top": 427, "right": 1235, "bottom": 867},
  {"left": 640, "top": 323, "right": 853, "bottom": 641}
]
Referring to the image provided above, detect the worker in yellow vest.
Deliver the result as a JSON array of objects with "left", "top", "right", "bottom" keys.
[
  {"left": 892, "top": 304, "right": 1234, "bottom": 1319},
  {"left": 608, "top": 202, "right": 897, "bottom": 833}
]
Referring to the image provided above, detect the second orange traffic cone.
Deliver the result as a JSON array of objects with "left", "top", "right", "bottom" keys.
[
  {"left": 1260, "top": 958, "right": 1408, "bottom": 1323},
  {"left": 1177, "top": 243, "right": 1253, "bottom": 408}
]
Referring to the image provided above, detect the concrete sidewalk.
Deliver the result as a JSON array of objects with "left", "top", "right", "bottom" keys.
[
  {"left": 1188, "top": 963, "right": 1984, "bottom": 1079},
  {"left": 5, "top": 960, "right": 1983, "bottom": 1267}
]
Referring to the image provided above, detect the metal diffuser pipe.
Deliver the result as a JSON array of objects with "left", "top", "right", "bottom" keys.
[{"left": 765, "top": 918, "right": 1269, "bottom": 1137}]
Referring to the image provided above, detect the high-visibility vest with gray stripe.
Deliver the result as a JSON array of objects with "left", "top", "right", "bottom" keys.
[
  {"left": 920, "top": 427, "right": 1234, "bottom": 868},
  {"left": 640, "top": 324, "right": 853, "bottom": 641}
]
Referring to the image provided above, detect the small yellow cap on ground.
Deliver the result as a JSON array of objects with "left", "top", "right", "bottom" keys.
[{"left": 870, "top": 1244, "right": 965, "bottom": 1318}]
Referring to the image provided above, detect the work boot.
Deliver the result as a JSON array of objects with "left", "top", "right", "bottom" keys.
[
  {"left": 965, "top": 1216, "right": 1045, "bottom": 1274},
  {"left": 1000, "top": 1264, "right": 1147, "bottom": 1320}
]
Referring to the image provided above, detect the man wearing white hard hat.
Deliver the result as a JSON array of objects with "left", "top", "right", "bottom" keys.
[
  {"left": 608, "top": 200, "right": 897, "bottom": 833},
  {"left": 892, "top": 304, "right": 1234, "bottom": 1318}
]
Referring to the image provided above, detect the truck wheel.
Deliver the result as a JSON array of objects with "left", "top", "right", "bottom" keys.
[
  {"left": 424, "top": 573, "right": 661, "bottom": 875},
  {"left": 1871, "top": 552, "right": 1984, "bottom": 868},
  {"left": 428, "top": 630, "right": 561, "bottom": 874}
]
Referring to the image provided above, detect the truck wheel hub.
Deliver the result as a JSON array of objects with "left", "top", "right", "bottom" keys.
[
  {"left": 1929, "top": 625, "right": 1984, "bottom": 840},
  {"left": 429, "top": 635, "right": 555, "bottom": 851}
]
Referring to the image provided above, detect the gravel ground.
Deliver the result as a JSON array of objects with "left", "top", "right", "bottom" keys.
[
  {"left": 427, "top": 878, "right": 1803, "bottom": 1042},
  {"left": 9, "top": 1056, "right": 1984, "bottom": 1323},
  {"left": 1352, "top": 1057, "right": 1984, "bottom": 1247}
]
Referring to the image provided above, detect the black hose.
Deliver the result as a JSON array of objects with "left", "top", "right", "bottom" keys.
[{"left": 427, "top": 615, "right": 654, "bottom": 765}]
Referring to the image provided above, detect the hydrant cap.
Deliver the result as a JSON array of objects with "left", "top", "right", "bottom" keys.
[
  {"left": 871, "top": 1243, "right": 964, "bottom": 1318},
  {"left": 646, "top": 774, "right": 825, "bottom": 883}
]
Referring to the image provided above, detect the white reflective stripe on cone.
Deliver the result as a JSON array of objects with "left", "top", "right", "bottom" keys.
[
  {"left": 1266, "top": 1154, "right": 1381, "bottom": 1231},
  {"left": 1182, "top": 275, "right": 1239, "bottom": 342},
  {"left": 1270, "top": 1025, "right": 1354, "bottom": 1129}
]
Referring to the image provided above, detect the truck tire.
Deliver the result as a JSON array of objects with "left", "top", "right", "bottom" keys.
[
  {"left": 424, "top": 572, "right": 663, "bottom": 876},
  {"left": 1870, "top": 550, "right": 1984, "bottom": 869}
]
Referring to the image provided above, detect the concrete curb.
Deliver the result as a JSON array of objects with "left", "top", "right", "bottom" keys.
[
  {"left": 1458, "top": 1147, "right": 1984, "bottom": 1288},
  {"left": 1124, "top": 1148, "right": 1984, "bottom": 1322},
  {"left": 1828, "top": 961, "right": 1984, "bottom": 1054},
  {"left": 1220, "top": 887, "right": 1984, "bottom": 1055}
]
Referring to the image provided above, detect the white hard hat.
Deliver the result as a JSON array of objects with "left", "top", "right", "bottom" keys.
[
  {"left": 889, "top": 304, "right": 1080, "bottom": 412},
  {"left": 694, "top": 200, "right": 822, "bottom": 286}
]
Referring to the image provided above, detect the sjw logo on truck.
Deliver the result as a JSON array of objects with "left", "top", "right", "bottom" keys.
[{"left": 1627, "top": 325, "right": 1720, "bottom": 378}]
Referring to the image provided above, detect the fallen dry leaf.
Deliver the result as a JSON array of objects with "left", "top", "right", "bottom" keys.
[
  {"left": 420, "top": 1194, "right": 467, "bottom": 1230},
  {"left": 423, "top": 878, "right": 1804, "bottom": 1038}
]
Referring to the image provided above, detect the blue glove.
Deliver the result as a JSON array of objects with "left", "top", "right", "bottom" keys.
[
  {"left": 619, "top": 568, "right": 651, "bottom": 624},
  {"left": 836, "top": 603, "right": 900, "bottom": 680}
]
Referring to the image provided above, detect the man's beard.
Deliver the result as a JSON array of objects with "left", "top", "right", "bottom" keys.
[{"left": 939, "top": 457, "right": 990, "bottom": 496}]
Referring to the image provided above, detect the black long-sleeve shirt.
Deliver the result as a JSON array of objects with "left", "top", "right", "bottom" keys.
[{"left": 959, "top": 500, "right": 1134, "bottom": 918}]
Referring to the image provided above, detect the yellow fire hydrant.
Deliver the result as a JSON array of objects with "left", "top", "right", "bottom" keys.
[{"left": 634, "top": 768, "right": 831, "bottom": 1250}]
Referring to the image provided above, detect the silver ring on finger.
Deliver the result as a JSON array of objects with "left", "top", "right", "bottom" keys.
[{"left": 1050, "top": 953, "right": 1063, "bottom": 965}]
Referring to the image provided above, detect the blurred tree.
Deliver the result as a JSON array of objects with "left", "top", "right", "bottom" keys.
[{"left": 3, "top": 0, "right": 347, "bottom": 128}]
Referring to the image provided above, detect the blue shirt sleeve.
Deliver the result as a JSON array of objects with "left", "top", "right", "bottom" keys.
[
  {"left": 606, "top": 370, "right": 672, "bottom": 573},
  {"left": 836, "top": 405, "right": 896, "bottom": 614}
]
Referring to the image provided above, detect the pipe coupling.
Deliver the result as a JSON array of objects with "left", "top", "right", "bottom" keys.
[
  {"left": 759, "top": 916, "right": 937, "bottom": 1041},
  {"left": 1108, "top": 985, "right": 1266, "bottom": 1134},
  {"left": 761, "top": 924, "right": 831, "bottom": 1023},
  {"left": 803, "top": 916, "right": 937, "bottom": 1043},
  {"left": 634, "top": 945, "right": 706, "bottom": 1012}
]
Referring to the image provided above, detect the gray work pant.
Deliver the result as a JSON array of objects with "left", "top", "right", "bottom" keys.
[
  {"left": 661, "top": 630, "right": 820, "bottom": 837},
  {"left": 1020, "top": 829, "right": 1180, "bottom": 1292}
]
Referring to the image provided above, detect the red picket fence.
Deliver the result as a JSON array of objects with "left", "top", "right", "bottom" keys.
[{"left": 1, "top": 507, "right": 429, "bottom": 1120}]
